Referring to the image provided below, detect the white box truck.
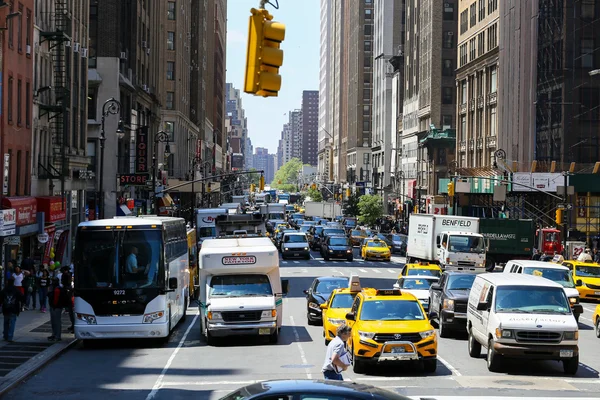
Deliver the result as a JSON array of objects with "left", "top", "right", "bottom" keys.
[
  {"left": 304, "top": 201, "right": 342, "bottom": 219},
  {"left": 198, "top": 237, "right": 288, "bottom": 345},
  {"left": 407, "top": 214, "right": 487, "bottom": 270}
]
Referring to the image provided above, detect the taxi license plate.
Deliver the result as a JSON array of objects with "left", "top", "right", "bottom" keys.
[
  {"left": 259, "top": 328, "right": 271, "bottom": 335},
  {"left": 560, "top": 350, "right": 573, "bottom": 358},
  {"left": 391, "top": 347, "right": 406, "bottom": 354}
]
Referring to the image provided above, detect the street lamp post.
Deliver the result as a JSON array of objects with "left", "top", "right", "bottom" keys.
[
  {"left": 99, "top": 98, "right": 125, "bottom": 219},
  {"left": 152, "top": 131, "right": 172, "bottom": 215}
]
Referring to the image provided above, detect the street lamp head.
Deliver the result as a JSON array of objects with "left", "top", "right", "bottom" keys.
[{"left": 116, "top": 120, "right": 126, "bottom": 139}]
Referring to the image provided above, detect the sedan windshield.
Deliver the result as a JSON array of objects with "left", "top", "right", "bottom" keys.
[
  {"left": 523, "top": 267, "right": 575, "bottom": 288},
  {"left": 209, "top": 274, "right": 272, "bottom": 297},
  {"left": 330, "top": 293, "right": 355, "bottom": 308},
  {"left": 448, "top": 235, "right": 485, "bottom": 253},
  {"left": 398, "top": 278, "right": 436, "bottom": 290},
  {"left": 447, "top": 274, "right": 476, "bottom": 290},
  {"left": 329, "top": 237, "right": 349, "bottom": 246},
  {"left": 360, "top": 300, "right": 425, "bottom": 321},
  {"left": 575, "top": 265, "right": 600, "bottom": 277},
  {"left": 495, "top": 286, "right": 571, "bottom": 314},
  {"left": 315, "top": 279, "right": 348, "bottom": 294}
]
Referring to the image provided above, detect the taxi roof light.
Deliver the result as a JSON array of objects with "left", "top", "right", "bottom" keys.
[{"left": 375, "top": 289, "right": 402, "bottom": 296}]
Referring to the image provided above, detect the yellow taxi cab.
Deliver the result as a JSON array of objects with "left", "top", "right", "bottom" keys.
[
  {"left": 360, "top": 238, "right": 391, "bottom": 261},
  {"left": 561, "top": 260, "right": 600, "bottom": 300},
  {"left": 593, "top": 304, "right": 600, "bottom": 337},
  {"left": 400, "top": 262, "right": 443, "bottom": 278},
  {"left": 345, "top": 287, "right": 437, "bottom": 374},
  {"left": 321, "top": 275, "right": 362, "bottom": 345}
]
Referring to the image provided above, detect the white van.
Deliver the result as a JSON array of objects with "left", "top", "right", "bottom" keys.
[
  {"left": 503, "top": 260, "right": 583, "bottom": 321},
  {"left": 466, "top": 273, "right": 579, "bottom": 375}
]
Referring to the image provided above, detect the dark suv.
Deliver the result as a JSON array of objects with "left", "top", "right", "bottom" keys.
[{"left": 320, "top": 235, "right": 353, "bottom": 261}]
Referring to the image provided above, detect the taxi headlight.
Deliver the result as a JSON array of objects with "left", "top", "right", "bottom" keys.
[
  {"left": 76, "top": 313, "right": 97, "bottom": 325},
  {"left": 358, "top": 331, "right": 376, "bottom": 340},
  {"left": 143, "top": 311, "right": 164, "bottom": 323},
  {"left": 443, "top": 299, "right": 454, "bottom": 310},
  {"left": 563, "top": 331, "right": 578, "bottom": 340},
  {"left": 207, "top": 311, "right": 222, "bottom": 321},
  {"left": 495, "top": 328, "right": 513, "bottom": 339},
  {"left": 328, "top": 318, "right": 345, "bottom": 325},
  {"left": 419, "top": 329, "right": 436, "bottom": 339}
]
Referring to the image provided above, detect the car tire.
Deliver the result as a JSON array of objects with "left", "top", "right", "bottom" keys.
[
  {"left": 486, "top": 338, "right": 503, "bottom": 372},
  {"left": 423, "top": 359, "right": 437, "bottom": 373},
  {"left": 468, "top": 329, "right": 481, "bottom": 358},
  {"left": 438, "top": 317, "right": 450, "bottom": 338},
  {"left": 595, "top": 319, "right": 600, "bottom": 338},
  {"left": 563, "top": 355, "right": 579, "bottom": 375},
  {"left": 351, "top": 344, "right": 365, "bottom": 374}
]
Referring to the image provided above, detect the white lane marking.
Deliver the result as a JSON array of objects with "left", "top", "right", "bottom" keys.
[
  {"left": 437, "top": 355, "right": 462, "bottom": 376},
  {"left": 388, "top": 269, "right": 396, "bottom": 274},
  {"left": 145, "top": 313, "right": 199, "bottom": 400},
  {"left": 372, "top": 269, "right": 381, "bottom": 274},
  {"left": 359, "top": 269, "right": 368, "bottom": 273},
  {"left": 290, "top": 316, "right": 312, "bottom": 379}
]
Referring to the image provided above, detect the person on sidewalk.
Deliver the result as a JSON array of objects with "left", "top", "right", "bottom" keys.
[
  {"left": 0, "top": 277, "right": 25, "bottom": 342},
  {"left": 37, "top": 269, "right": 50, "bottom": 313},
  {"left": 47, "top": 278, "right": 70, "bottom": 342}
]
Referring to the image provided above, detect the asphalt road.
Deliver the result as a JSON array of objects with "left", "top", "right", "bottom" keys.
[{"left": 4, "top": 254, "right": 600, "bottom": 400}]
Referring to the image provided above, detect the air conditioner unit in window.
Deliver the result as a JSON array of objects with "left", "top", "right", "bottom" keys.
[
  {"left": 26, "top": 44, "right": 31, "bottom": 55},
  {"left": 120, "top": 52, "right": 127, "bottom": 60},
  {"left": 81, "top": 48, "right": 88, "bottom": 58},
  {"left": 73, "top": 43, "right": 80, "bottom": 52}
]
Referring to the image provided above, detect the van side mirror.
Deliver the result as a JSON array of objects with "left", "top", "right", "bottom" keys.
[
  {"left": 345, "top": 312, "right": 355, "bottom": 321},
  {"left": 168, "top": 277, "right": 178, "bottom": 290},
  {"left": 476, "top": 302, "right": 489, "bottom": 311},
  {"left": 576, "top": 279, "right": 583, "bottom": 287},
  {"left": 281, "top": 279, "right": 289, "bottom": 295}
]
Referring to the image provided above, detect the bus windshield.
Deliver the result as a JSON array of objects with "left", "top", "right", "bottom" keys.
[{"left": 74, "top": 229, "right": 163, "bottom": 290}]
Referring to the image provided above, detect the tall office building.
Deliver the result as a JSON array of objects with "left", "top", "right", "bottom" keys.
[{"left": 301, "top": 90, "right": 319, "bottom": 166}]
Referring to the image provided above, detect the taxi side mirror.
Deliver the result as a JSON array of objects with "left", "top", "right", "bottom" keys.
[
  {"left": 345, "top": 312, "right": 356, "bottom": 321},
  {"left": 320, "top": 303, "right": 328, "bottom": 310},
  {"left": 576, "top": 279, "right": 583, "bottom": 287}
]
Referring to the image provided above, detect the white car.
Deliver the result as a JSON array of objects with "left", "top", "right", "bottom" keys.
[{"left": 393, "top": 276, "right": 439, "bottom": 312}]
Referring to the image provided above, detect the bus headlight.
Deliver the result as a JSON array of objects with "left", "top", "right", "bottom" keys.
[
  {"left": 143, "top": 311, "right": 165, "bottom": 323},
  {"left": 76, "top": 313, "right": 97, "bottom": 325}
]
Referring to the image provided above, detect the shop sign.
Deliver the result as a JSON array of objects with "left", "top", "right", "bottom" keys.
[
  {"left": 119, "top": 173, "right": 151, "bottom": 186},
  {"left": 0, "top": 209, "right": 16, "bottom": 236},
  {"left": 136, "top": 127, "right": 149, "bottom": 173},
  {"left": 36, "top": 197, "right": 67, "bottom": 223}
]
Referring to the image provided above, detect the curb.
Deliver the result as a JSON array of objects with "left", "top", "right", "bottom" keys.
[{"left": 0, "top": 338, "right": 79, "bottom": 397}]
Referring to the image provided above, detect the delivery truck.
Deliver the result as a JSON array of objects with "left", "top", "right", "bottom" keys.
[
  {"left": 304, "top": 201, "right": 342, "bottom": 220},
  {"left": 478, "top": 219, "right": 535, "bottom": 270},
  {"left": 198, "top": 237, "right": 288, "bottom": 345},
  {"left": 407, "top": 214, "right": 487, "bottom": 270}
]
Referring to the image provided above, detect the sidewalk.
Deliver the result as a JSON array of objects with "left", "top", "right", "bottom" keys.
[{"left": 0, "top": 307, "right": 77, "bottom": 396}]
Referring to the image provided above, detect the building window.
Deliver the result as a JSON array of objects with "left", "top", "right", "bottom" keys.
[
  {"left": 444, "top": 2, "right": 454, "bottom": 20},
  {"left": 469, "top": 38, "right": 476, "bottom": 61},
  {"left": 364, "top": 40, "right": 371, "bottom": 52},
  {"left": 581, "top": 1, "right": 595, "bottom": 20},
  {"left": 442, "top": 59, "right": 453, "bottom": 76},
  {"left": 581, "top": 39, "right": 594, "bottom": 68},
  {"left": 488, "top": 0, "right": 497, "bottom": 14},
  {"left": 470, "top": 2, "right": 477, "bottom": 27},
  {"left": 478, "top": 31, "right": 485, "bottom": 56},
  {"left": 167, "top": 2, "right": 176, "bottom": 20},
  {"left": 442, "top": 87, "right": 453, "bottom": 104},
  {"left": 167, "top": 61, "right": 175, "bottom": 80},
  {"left": 17, "top": 79, "right": 22, "bottom": 125},
  {"left": 167, "top": 31, "right": 175, "bottom": 50},
  {"left": 7, "top": 77, "right": 12, "bottom": 123},
  {"left": 25, "top": 82, "right": 30, "bottom": 127},
  {"left": 460, "top": 10, "right": 468, "bottom": 34},
  {"left": 487, "top": 23, "right": 497, "bottom": 50},
  {"left": 443, "top": 31, "right": 454, "bottom": 49},
  {"left": 166, "top": 91, "right": 174, "bottom": 109},
  {"left": 26, "top": 9, "right": 31, "bottom": 47},
  {"left": 490, "top": 66, "right": 497, "bottom": 92},
  {"left": 17, "top": 4, "right": 23, "bottom": 52},
  {"left": 461, "top": 79, "right": 467, "bottom": 103}
]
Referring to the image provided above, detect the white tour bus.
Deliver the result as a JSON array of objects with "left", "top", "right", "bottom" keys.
[{"left": 73, "top": 216, "right": 190, "bottom": 342}]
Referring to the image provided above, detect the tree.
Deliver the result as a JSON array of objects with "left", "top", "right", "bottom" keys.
[
  {"left": 358, "top": 194, "right": 383, "bottom": 227},
  {"left": 271, "top": 158, "right": 303, "bottom": 190},
  {"left": 344, "top": 192, "right": 360, "bottom": 217},
  {"left": 306, "top": 187, "right": 323, "bottom": 202}
]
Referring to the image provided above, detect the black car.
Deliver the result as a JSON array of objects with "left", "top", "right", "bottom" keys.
[
  {"left": 320, "top": 235, "right": 353, "bottom": 261},
  {"left": 428, "top": 271, "right": 477, "bottom": 338},
  {"left": 304, "top": 276, "right": 349, "bottom": 325},
  {"left": 220, "top": 380, "right": 411, "bottom": 400},
  {"left": 386, "top": 233, "right": 408, "bottom": 255}
]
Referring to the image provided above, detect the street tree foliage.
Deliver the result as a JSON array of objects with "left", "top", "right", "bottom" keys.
[
  {"left": 306, "top": 187, "right": 323, "bottom": 202},
  {"left": 358, "top": 194, "right": 383, "bottom": 227},
  {"left": 271, "top": 158, "right": 303, "bottom": 190},
  {"left": 344, "top": 192, "right": 361, "bottom": 217}
]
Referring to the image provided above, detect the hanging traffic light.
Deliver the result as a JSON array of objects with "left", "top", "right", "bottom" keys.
[
  {"left": 555, "top": 209, "right": 563, "bottom": 225},
  {"left": 259, "top": 175, "right": 265, "bottom": 191},
  {"left": 447, "top": 181, "right": 455, "bottom": 197},
  {"left": 244, "top": 8, "right": 286, "bottom": 97}
]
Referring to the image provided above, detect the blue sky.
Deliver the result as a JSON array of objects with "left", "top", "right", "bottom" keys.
[{"left": 226, "top": 1, "right": 320, "bottom": 154}]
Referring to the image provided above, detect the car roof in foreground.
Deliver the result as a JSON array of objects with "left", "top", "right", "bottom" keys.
[{"left": 223, "top": 379, "right": 411, "bottom": 399}]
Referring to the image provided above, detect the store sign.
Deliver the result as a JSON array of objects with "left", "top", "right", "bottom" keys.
[
  {"left": 119, "top": 173, "right": 151, "bottom": 186},
  {"left": 0, "top": 209, "right": 16, "bottom": 236},
  {"left": 36, "top": 197, "right": 67, "bottom": 223},
  {"left": 136, "top": 127, "right": 148, "bottom": 173}
]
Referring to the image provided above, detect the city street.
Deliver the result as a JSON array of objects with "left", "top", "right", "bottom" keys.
[{"left": 4, "top": 257, "right": 600, "bottom": 400}]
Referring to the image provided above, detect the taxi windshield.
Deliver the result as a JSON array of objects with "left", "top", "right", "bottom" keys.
[
  {"left": 367, "top": 241, "right": 387, "bottom": 248},
  {"left": 407, "top": 268, "right": 441, "bottom": 278},
  {"left": 575, "top": 265, "right": 600, "bottom": 277},
  {"left": 523, "top": 267, "right": 575, "bottom": 288},
  {"left": 330, "top": 293, "right": 355, "bottom": 308},
  {"left": 495, "top": 286, "right": 571, "bottom": 314},
  {"left": 398, "top": 278, "right": 435, "bottom": 290},
  {"left": 360, "top": 300, "right": 425, "bottom": 321}
]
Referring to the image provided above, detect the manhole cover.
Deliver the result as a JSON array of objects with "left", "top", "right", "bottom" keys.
[
  {"left": 281, "top": 364, "right": 314, "bottom": 368},
  {"left": 494, "top": 379, "right": 535, "bottom": 386}
]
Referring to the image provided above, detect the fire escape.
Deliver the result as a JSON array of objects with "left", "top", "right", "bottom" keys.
[{"left": 38, "top": 0, "right": 71, "bottom": 195}]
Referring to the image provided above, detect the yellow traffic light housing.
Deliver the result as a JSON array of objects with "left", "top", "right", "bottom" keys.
[
  {"left": 555, "top": 209, "right": 563, "bottom": 225},
  {"left": 259, "top": 175, "right": 265, "bottom": 191},
  {"left": 447, "top": 181, "right": 455, "bottom": 197},
  {"left": 244, "top": 8, "right": 286, "bottom": 97}
]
